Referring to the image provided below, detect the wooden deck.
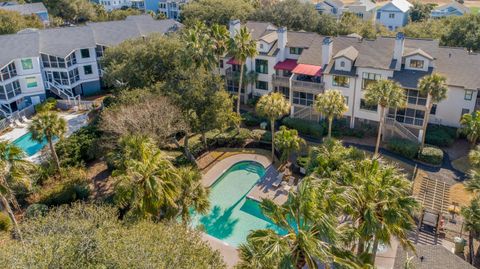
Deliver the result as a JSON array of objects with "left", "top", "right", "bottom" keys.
[{"left": 247, "top": 165, "right": 289, "bottom": 205}]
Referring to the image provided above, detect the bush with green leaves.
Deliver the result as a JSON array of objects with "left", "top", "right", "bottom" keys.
[
  {"left": 282, "top": 117, "right": 323, "bottom": 138},
  {"left": 56, "top": 125, "right": 101, "bottom": 167},
  {"left": 296, "top": 156, "right": 309, "bottom": 168},
  {"left": 386, "top": 138, "right": 420, "bottom": 159},
  {"left": 425, "top": 124, "right": 457, "bottom": 147},
  {"left": 25, "top": 204, "right": 49, "bottom": 219},
  {"left": 320, "top": 119, "right": 376, "bottom": 138},
  {"left": 0, "top": 212, "right": 11, "bottom": 232},
  {"left": 0, "top": 204, "right": 226, "bottom": 268},
  {"left": 418, "top": 145, "right": 444, "bottom": 165},
  {"left": 242, "top": 112, "right": 266, "bottom": 127},
  {"left": 34, "top": 98, "right": 57, "bottom": 113}
]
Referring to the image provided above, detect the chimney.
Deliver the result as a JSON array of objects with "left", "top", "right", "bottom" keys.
[
  {"left": 321, "top": 37, "right": 333, "bottom": 67},
  {"left": 393, "top": 32, "right": 405, "bottom": 71},
  {"left": 229, "top": 19, "right": 240, "bottom": 38},
  {"left": 277, "top": 27, "right": 287, "bottom": 61}
]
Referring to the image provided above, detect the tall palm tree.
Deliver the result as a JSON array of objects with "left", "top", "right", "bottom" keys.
[
  {"left": 113, "top": 135, "right": 179, "bottom": 220},
  {"left": 228, "top": 26, "right": 258, "bottom": 114},
  {"left": 364, "top": 79, "right": 406, "bottom": 157},
  {"left": 461, "top": 111, "right": 480, "bottom": 147},
  {"left": 210, "top": 24, "right": 229, "bottom": 74},
  {"left": 237, "top": 178, "right": 339, "bottom": 269},
  {"left": 256, "top": 93, "right": 291, "bottom": 161},
  {"left": 183, "top": 21, "right": 215, "bottom": 71},
  {"left": 0, "top": 141, "right": 32, "bottom": 241},
  {"left": 314, "top": 89, "right": 348, "bottom": 138},
  {"left": 461, "top": 197, "right": 480, "bottom": 265},
  {"left": 176, "top": 166, "right": 210, "bottom": 225},
  {"left": 274, "top": 126, "right": 305, "bottom": 165},
  {"left": 344, "top": 159, "right": 418, "bottom": 264},
  {"left": 418, "top": 73, "right": 448, "bottom": 149},
  {"left": 28, "top": 111, "right": 67, "bottom": 171}
]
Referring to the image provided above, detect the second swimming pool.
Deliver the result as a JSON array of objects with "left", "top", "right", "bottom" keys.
[{"left": 190, "top": 161, "right": 283, "bottom": 247}]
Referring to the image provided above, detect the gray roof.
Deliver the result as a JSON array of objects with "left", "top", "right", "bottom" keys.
[
  {"left": 392, "top": 67, "right": 433, "bottom": 88},
  {"left": 393, "top": 245, "right": 474, "bottom": 269},
  {"left": 0, "top": 15, "right": 181, "bottom": 66},
  {"left": 0, "top": 2, "right": 47, "bottom": 15},
  {"left": 434, "top": 1, "right": 470, "bottom": 13},
  {"left": 333, "top": 46, "right": 359, "bottom": 61},
  {"left": 403, "top": 47, "right": 434, "bottom": 60},
  {"left": 245, "top": 21, "right": 277, "bottom": 40}
]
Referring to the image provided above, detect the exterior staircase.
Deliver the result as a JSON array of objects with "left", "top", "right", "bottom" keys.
[
  {"left": 45, "top": 81, "right": 81, "bottom": 106},
  {"left": 293, "top": 106, "right": 320, "bottom": 121},
  {"left": 384, "top": 117, "right": 419, "bottom": 142},
  {"left": 0, "top": 104, "right": 12, "bottom": 117}
]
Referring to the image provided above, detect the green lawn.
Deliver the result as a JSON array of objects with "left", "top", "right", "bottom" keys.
[{"left": 471, "top": 7, "right": 480, "bottom": 14}]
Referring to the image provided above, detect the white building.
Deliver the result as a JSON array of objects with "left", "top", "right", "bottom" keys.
[
  {"left": 223, "top": 21, "right": 480, "bottom": 142},
  {"left": 0, "top": 2, "right": 50, "bottom": 26},
  {"left": 376, "top": 0, "right": 413, "bottom": 31},
  {"left": 158, "top": 0, "right": 188, "bottom": 20},
  {"left": 315, "top": 0, "right": 345, "bottom": 18},
  {"left": 344, "top": 0, "right": 377, "bottom": 22},
  {"left": 431, "top": 1, "right": 470, "bottom": 18},
  {"left": 96, "top": 0, "right": 146, "bottom": 11},
  {"left": 0, "top": 15, "right": 181, "bottom": 117}
]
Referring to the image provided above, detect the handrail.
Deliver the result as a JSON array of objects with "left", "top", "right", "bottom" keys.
[
  {"left": 292, "top": 80, "right": 324, "bottom": 91},
  {"left": 272, "top": 74, "right": 290, "bottom": 84},
  {"left": 386, "top": 117, "right": 418, "bottom": 142}
]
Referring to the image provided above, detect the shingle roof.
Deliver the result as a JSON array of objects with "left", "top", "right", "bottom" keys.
[
  {"left": 392, "top": 67, "right": 433, "bottom": 88},
  {"left": 347, "top": 0, "right": 376, "bottom": 11},
  {"left": 245, "top": 21, "right": 277, "bottom": 40},
  {"left": 333, "top": 46, "right": 359, "bottom": 61},
  {"left": 403, "top": 48, "right": 434, "bottom": 60},
  {"left": 0, "top": 2, "right": 47, "bottom": 15},
  {"left": 380, "top": 0, "right": 413, "bottom": 12},
  {"left": 393, "top": 245, "right": 474, "bottom": 269},
  {"left": 434, "top": 1, "right": 470, "bottom": 13},
  {"left": 0, "top": 15, "right": 181, "bottom": 66}
]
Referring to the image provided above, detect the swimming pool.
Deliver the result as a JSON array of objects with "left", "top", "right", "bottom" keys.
[
  {"left": 191, "top": 161, "right": 283, "bottom": 247},
  {"left": 13, "top": 132, "right": 48, "bottom": 157}
]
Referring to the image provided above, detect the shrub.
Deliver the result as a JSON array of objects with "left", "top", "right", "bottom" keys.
[
  {"left": 386, "top": 138, "right": 420, "bottom": 159},
  {"left": 56, "top": 125, "right": 101, "bottom": 167},
  {"left": 0, "top": 212, "right": 11, "bottom": 232},
  {"left": 297, "top": 156, "right": 309, "bottom": 168},
  {"left": 35, "top": 98, "right": 57, "bottom": 113},
  {"left": 31, "top": 168, "right": 91, "bottom": 207},
  {"left": 282, "top": 117, "right": 323, "bottom": 138},
  {"left": 425, "top": 124, "right": 457, "bottom": 147},
  {"left": 418, "top": 145, "right": 444, "bottom": 165},
  {"left": 242, "top": 112, "right": 266, "bottom": 127},
  {"left": 25, "top": 204, "right": 49, "bottom": 219}
]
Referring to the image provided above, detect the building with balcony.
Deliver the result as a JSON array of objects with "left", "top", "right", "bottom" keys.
[
  {"left": 222, "top": 20, "right": 480, "bottom": 142},
  {"left": 158, "top": 0, "right": 188, "bottom": 20},
  {"left": 0, "top": 15, "right": 181, "bottom": 116}
]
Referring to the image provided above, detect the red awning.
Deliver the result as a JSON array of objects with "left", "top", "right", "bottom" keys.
[
  {"left": 274, "top": 59, "right": 298, "bottom": 71},
  {"left": 292, "top": 64, "right": 322, "bottom": 76},
  {"left": 227, "top": 57, "right": 241, "bottom": 65}
]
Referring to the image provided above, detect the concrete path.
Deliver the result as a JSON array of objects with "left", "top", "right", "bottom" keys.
[
  {"left": 201, "top": 234, "right": 239, "bottom": 268},
  {"left": 247, "top": 165, "right": 288, "bottom": 205}
]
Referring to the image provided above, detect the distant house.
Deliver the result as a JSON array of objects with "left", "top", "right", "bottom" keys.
[
  {"left": 376, "top": 0, "right": 413, "bottom": 31},
  {"left": 94, "top": 0, "right": 146, "bottom": 12},
  {"left": 315, "top": 0, "right": 345, "bottom": 18},
  {"left": 158, "top": 0, "right": 188, "bottom": 20},
  {"left": 431, "top": 1, "right": 471, "bottom": 18},
  {"left": 0, "top": 3, "right": 49, "bottom": 25},
  {"left": 393, "top": 245, "right": 474, "bottom": 269},
  {"left": 344, "top": 0, "right": 377, "bottom": 21}
]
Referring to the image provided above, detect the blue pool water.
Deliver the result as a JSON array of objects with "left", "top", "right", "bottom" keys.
[
  {"left": 191, "top": 161, "right": 284, "bottom": 247},
  {"left": 13, "top": 132, "right": 49, "bottom": 156}
]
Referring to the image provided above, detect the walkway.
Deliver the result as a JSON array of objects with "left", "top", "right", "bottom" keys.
[{"left": 247, "top": 165, "right": 288, "bottom": 204}]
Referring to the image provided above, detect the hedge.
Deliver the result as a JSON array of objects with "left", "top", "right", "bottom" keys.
[
  {"left": 425, "top": 125, "right": 457, "bottom": 147},
  {"left": 282, "top": 117, "right": 323, "bottom": 138},
  {"left": 418, "top": 145, "right": 444, "bottom": 165},
  {"left": 242, "top": 112, "right": 266, "bottom": 127},
  {"left": 386, "top": 138, "right": 420, "bottom": 159},
  {"left": 25, "top": 204, "right": 49, "bottom": 219},
  {"left": 320, "top": 119, "right": 376, "bottom": 138},
  {"left": 0, "top": 212, "right": 11, "bottom": 232}
]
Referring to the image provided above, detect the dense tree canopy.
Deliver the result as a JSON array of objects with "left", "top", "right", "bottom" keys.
[
  {"left": 180, "top": 0, "right": 255, "bottom": 26},
  {"left": 0, "top": 9, "right": 43, "bottom": 35},
  {"left": 43, "top": 0, "right": 97, "bottom": 23},
  {"left": 441, "top": 14, "right": 480, "bottom": 51},
  {"left": 0, "top": 203, "right": 225, "bottom": 268},
  {"left": 409, "top": 1, "right": 435, "bottom": 22}
]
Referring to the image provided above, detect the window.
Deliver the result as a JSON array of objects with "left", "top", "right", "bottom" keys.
[
  {"left": 69, "top": 68, "right": 80, "bottom": 84},
  {"left": 344, "top": 96, "right": 349, "bottom": 105},
  {"left": 256, "top": 80, "right": 268, "bottom": 90},
  {"left": 83, "top": 65, "right": 93, "bottom": 75},
  {"left": 293, "top": 91, "right": 314, "bottom": 106},
  {"left": 21, "top": 59, "right": 33, "bottom": 70},
  {"left": 430, "top": 104, "right": 437, "bottom": 115},
  {"left": 255, "top": 59, "right": 268, "bottom": 74},
  {"left": 4, "top": 80, "right": 21, "bottom": 99},
  {"left": 290, "top": 47, "right": 303, "bottom": 55},
  {"left": 465, "top": 90, "right": 473, "bottom": 101},
  {"left": 356, "top": 13, "right": 364, "bottom": 18},
  {"left": 332, "top": 75, "right": 349, "bottom": 88},
  {"left": 26, "top": 77, "right": 37, "bottom": 88},
  {"left": 80, "top": 49, "right": 90, "bottom": 59},
  {"left": 0, "top": 85, "right": 5, "bottom": 100},
  {"left": 340, "top": 61, "right": 345, "bottom": 68},
  {"left": 219, "top": 60, "right": 224, "bottom": 68},
  {"left": 277, "top": 86, "right": 289, "bottom": 99},
  {"left": 260, "top": 44, "right": 264, "bottom": 49},
  {"left": 405, "top": 89, "right": 427, "bottom": 106},
  {"left": 409, "top": 59, "right": 424, "bottom": 69},
  {"left": 389, "top": 107, "right": 425, "bottom": 126},
  {"left": 96, "top": 45, "right": 105, "bottom": 58},
  {"left": 389, "top": 13, "right": 395, "bottom": 19},
  {"left": 360, "top": 99, "right": 377, "bottom": 112},
  {"left": 1, "top": 62, "right": 17, "bottom": 81},
  {"left": 462, "top": 108, "right": 470, "bottom": 117},
  {"left": 362, "top": 72, "right": 380, "bottom": 89}
]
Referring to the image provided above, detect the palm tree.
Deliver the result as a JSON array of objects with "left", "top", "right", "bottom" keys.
[
  {"left": 28, "top": 111, "right": 67, "bottom": 171},
  {"left": 469, "top": 146, "right": 480, "bottom": 169},
  {"left": 461, "top": 111, "right": 480, "bottom": 147},
  {"left": 237, "top": 178, "right": 338, "bottom": 269},
  {"left": 314, "top": 89, "right": 348, "bottom": 138},
  {"left": 461, "top": 197, "right": 480, "bottom": 265},
  {"left": 256, "top": 93, "right": 291, "bottom": 161},
  {"left": 183, "top": 21, "right": 215, "bottom": 71},
  {"left": 228, "top": 26, "right": 258, "bottom": 114},
  {"left": 418, "top": 73, "right": 448, "bottom": 149},
  {"left": 0, "top": 141, "right": 32, "bottom": 241},
  {"left": 274, "top": 126, "right": 305, "bottom": 165},
  {"left": 364, "top": 79, "right": 406, "bottom": 157},
  {"left": 210, "top": 24, "right": 229, "bottom": 74},
  {"left": 345, "top": 159, "right": 418, "bottom": 264},
  {"left": 176, "top": 166, "right": 210, "bottom": 225},
  {"left": 113, "top": 135, "right": 179, "bottom": 220}
]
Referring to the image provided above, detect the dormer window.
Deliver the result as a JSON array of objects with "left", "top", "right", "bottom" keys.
[
  {"left": 290, "top": 47, "right": 303, "bottom": 55},
  {"left": 260, "top": 44, "right": 264, "bottom": 49},
  {"left": 340, "top": 61, "right": 345, "bottom": 68},
  {"left": 409, "top": 60, "right": 424, "bottom": 69}
]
